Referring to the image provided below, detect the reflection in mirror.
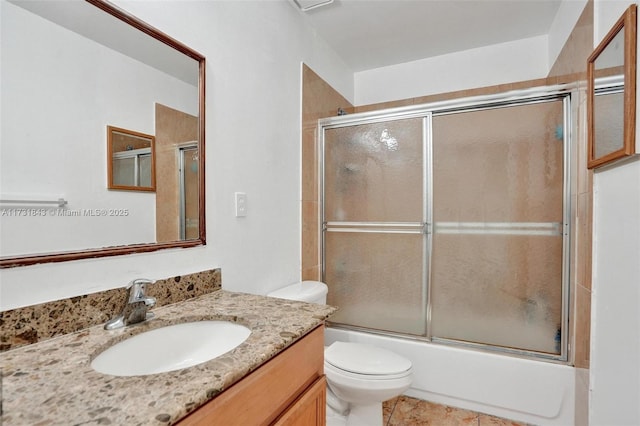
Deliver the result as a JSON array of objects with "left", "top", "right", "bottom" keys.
[
  {"left": 0, "top": 0, "right": 205, "bottom": 267},
  {"left": 593, "top": 26, "right": 624, "bottom": 159},
  {"left": 155, "top": 103, "right": 199, "bottom": 243},
  {"left": 594, "top": 88, "right": 624, "bottom": 159},
  {"left": 108, "top": 126, "right": 156, "bottom": 191},
  {"left": 179, "top": 145, "right": 200, "bottom": 240},
  {"left": 588, "top": 4, "right": 636, "bottom": 169}
]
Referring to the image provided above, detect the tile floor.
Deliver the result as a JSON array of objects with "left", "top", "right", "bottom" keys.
[{"left": 382, "top": 396, "right": 530, "bottom": 426}]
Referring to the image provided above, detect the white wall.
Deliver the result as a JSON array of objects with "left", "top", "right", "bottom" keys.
[
  {"left": 590, "top": 1, "right": 640, "bottom": 425},
  {"left": 591, "top": 158, "right": 640, "bottom": 425},
  {"left": 353, "top": 35, "right": 549, "bottom": 106},
  {"left": 594, "top": 0, "right": 637, "bottom": 43},
  {"left": 0, "top": 0, "right": 353, "bottom": 311}
]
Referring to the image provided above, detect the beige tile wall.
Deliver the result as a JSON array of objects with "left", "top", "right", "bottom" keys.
[
  {"left": 155, "top": 103, "right": 199, "bottom": 242},
  {"left": 301, "top": 65, "right": 354, "bottom": 281},
  {"left": 547, "top": 0, "right": 594, "bottom": 371}
]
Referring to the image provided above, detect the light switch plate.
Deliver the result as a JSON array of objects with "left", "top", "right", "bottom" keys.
[{"left": 235, "top": 192, "right": 247, "bottom": 217}]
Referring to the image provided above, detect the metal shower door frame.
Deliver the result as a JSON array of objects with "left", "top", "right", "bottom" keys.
[
  {"left": 318, "top": 84, "right": 573, "bottom": 362},
  {"left": 320, "top": 111, "right": 432, "bottom": 338},
  {"left": 178, "top": 143, "right": 198, "bottom": 240}
]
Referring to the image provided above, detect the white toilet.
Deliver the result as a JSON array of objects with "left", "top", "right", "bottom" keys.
[{"left": 267, "top": 281, "right": 413, "bottom": 426}]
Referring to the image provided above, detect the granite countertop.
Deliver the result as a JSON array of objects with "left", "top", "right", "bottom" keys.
[{"left": 0, "top": 290, "right": 337, "bottom": 425}]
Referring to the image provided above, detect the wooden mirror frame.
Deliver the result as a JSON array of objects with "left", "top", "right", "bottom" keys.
[
  {"left": 0, "top": 0, "right": 206, "bottom": 268},
  {"left": 587, "top": 4, "right": 637, "bottom": 169}
]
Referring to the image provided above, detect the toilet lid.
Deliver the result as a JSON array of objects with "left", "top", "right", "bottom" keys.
[{"left": 325, "top": 342, "right": 412, "bottom": 375}]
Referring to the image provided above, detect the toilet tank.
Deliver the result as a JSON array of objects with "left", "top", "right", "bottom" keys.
[{"left": 267, "top": 281, "right": 328, "bottom": 304}]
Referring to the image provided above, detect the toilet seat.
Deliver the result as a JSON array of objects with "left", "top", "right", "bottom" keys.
[
  {"left": 325, "top": 361, "right": 412, "bottom": 381},
  {"left": 324, "top": 342, "right": 412, "bottom": 378}
]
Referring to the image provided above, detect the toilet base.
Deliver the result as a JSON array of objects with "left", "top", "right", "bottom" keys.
[
  {"left": 326, "top": 406, "right": 347, "bottom": 426},
  {"left": 326, "top": 402, "right": 382, "bottom": 426}
]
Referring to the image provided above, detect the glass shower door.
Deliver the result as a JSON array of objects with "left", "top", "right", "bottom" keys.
[
  {"left": 319, "top": 89, "right": 570, "bottom": 359},
  {"left": 179, "top": 145, "right": 199, "bottom": 240},
  {"left": 322, "top": 117, "right": 429, "bottom": 336},
  {"left": 430, "top": 100, "right": 567, "bottom": 355}
]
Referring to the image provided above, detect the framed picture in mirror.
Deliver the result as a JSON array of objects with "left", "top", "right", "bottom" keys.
[
  {"left": 107, "top": 126, "right": 156, "bottom": 191},
  {"left": 587, "top": 4, "right": 637, "bottom": 169}
]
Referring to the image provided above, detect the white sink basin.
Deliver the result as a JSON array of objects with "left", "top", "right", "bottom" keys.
[{"left": 91, "top": 320, "right": 251, "bottom": 376}]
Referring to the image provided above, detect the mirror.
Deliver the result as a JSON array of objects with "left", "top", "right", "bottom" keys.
[
  {"left": 0, "top": 0, "right": 206, "bottom": 268},
  {"left": 587, "top": 4, "right": 637, "bottom": 169},
  {"left": 108, "top": 126, "right": 156, "bottom": 191}
]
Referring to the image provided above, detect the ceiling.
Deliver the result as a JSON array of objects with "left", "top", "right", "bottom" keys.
[{"left": 292, "top": 0, "right": 563, "bottom": 72}]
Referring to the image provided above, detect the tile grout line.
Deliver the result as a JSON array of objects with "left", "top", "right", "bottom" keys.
[{"left": 386, "top": 397, "right": 399, "bottom": 426}]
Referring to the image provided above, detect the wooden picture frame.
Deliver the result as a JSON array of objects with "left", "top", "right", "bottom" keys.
[
  {"left": 587, "top": 4, "right": 637, "bottom": 169},
  {"left": 107, "top": 125, "right": 156, "bottom": 192}
]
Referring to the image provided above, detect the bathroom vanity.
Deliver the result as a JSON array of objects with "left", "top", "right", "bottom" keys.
[
  {"left": 178, "top": 326, "right": 326, "bottom": 425},
  {"left": 0, "top": 291, "right": 336, "bottom": 425}
]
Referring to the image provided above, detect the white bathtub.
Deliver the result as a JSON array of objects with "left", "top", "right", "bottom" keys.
[{"left": 325, "top": 327, "right": 576, "bottom": 425}]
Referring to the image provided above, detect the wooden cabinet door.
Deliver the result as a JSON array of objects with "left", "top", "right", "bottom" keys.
[{"left": 273, "top": 376, "right": 326, "bottom": 426}]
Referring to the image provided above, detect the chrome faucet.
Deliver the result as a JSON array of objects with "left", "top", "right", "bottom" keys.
[{"left": 104, "top": 278, "right": 156, "bottom": 330}]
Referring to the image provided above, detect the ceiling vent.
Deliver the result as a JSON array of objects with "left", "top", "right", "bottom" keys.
[{"left": 290, "top": 0, "right": 334, "bottom": 12}]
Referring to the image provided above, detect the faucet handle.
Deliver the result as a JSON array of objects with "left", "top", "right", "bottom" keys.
[{"left": 127, "top": 278, "right": 155, "bottom": 303}]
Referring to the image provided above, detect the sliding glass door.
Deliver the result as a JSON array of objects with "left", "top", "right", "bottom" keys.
[
  {"left": 320, "top": 88, "right": 570, "bottom": 359},
  {"left": 430, "top": 100, "right": 566, "bottom": 356},
  {"left": 322, "top": 116, "right": 429, "bottom": 336}
]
